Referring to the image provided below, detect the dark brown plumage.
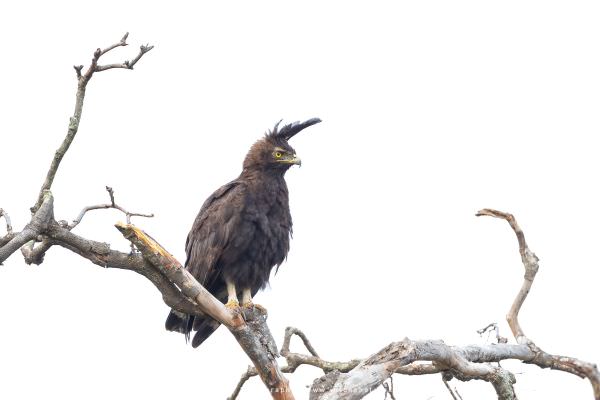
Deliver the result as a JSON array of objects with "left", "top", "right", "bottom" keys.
[{"left": 165, "top": 118, "right": 321, "bottom": 347}]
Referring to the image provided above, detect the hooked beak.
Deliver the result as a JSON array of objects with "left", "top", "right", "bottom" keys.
[{"left": 278, "top": 154, "right": 302, "bottom": 166}]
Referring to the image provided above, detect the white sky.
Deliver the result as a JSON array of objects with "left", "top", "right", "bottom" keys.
[{"left": 1, "top": 1, "right": 599, "bottom": 399}]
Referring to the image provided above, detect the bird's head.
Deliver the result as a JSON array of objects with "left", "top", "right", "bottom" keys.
[{"left": 243, "top": 118, "right": 321, "bottom": 173}]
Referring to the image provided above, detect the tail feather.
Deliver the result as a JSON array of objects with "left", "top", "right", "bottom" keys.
[
  {"left": 166, "top": 309, "right": 220, "bottom": 347},
  {"left": 191, "top": 318, "right": 221, "bottom": 348},
  {"left": 165, "top": 310, "right": 194, "bottom": 342}
]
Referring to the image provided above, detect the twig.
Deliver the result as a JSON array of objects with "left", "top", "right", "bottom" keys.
[
  {"left": 20, "top": 186, "right": 153, "bottom": 264},
  {"left": 96, "top": 44, "right": 154, "bottom": 71},
  {"left": 100, "top": 32, "right": 129, "bottom": 56},
  {"left": 0, "top": 208, "right": 16, "bottom": 251},
  {"left": 282, "top": 327, "right": 320, "bottom": 358},
  {"left": 382, "top": 377, "right": 396, "bottom": 400},
  {"left": 478, "top": 323, "right": 508, "bottom": 344},
  {"left": 21, "top": 238, "right": 52, "bottom": 265},
  {"left": 70, "top": 186, "right": 154, "bottom": 229},
  {"left": 31, "top": 33, "right": 153, "bottom": 213},
  {"left": 0, "top": 209, "right": 13, "bottom": 234},
  {"left": 73, "top": 65, "right": 83, "bottom": 79},
  {"left": 228, "top": 366, "right": 256, "bottom": 400},
  {"left": 442, "top": 376, "right": 460, "bottom": 400}
]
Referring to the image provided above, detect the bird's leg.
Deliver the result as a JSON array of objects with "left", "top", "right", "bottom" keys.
[
  {"left": 242, "top": 288, "right": 253, "bottom": 308},
  {"left": 225, "top": 279, "right": 239, "bottom": 309},
  {"left": 242, "top": 288, "right": 266, "bottom": 313}
]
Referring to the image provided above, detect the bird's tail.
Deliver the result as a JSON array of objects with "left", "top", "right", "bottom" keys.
[
  {"left": 165, "top": 310, "right": 194, "bottom": 342},
  {"left": 191, "top": 317, "right": 221, "bottom": 348},
  {"left": 165, "top": 309, "right": 221, "bottom": 347}
]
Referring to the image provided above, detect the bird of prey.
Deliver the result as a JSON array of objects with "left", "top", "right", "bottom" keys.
[{"left": 165, "top": 118, "right": 321, "bottom": 347}]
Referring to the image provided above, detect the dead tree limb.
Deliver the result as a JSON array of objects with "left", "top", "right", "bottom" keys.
[
  {"left": 31, "top": 32, "right": 153, "bottom": 214},
  {"left": 476, "top": 208, "right": 538, "bottom": 344},
  {"left": 302, "top": 210, "right": 600, "bottom": 400},
  {"left": 477, "top": 209, "right": 600, "bottom": 397},
  {"left": 229, "top": 211, "right": 599, "bottom": 400}
]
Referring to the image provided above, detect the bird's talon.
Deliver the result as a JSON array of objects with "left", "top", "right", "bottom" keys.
[
  {"left": 241, "top": 302, "right": 267, "bottom": 314},
  {"left": 253, "top": 303, "right": 268, "bottom": 313},
  {"left": 225, "top": 299, "right": 240, "bottom": 309},
  {"left": 242, "top": 301, "right": 254, "bottom": 309}
]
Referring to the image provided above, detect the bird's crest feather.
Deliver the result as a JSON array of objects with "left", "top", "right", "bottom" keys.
[{"left": 267, "top": 118, "right": 322, "bottom": 141}]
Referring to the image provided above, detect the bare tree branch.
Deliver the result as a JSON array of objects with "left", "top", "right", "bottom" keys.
[
  {"left": 100, "top": 32, "right": 129, "bottom": 56},
  {"left": 31, "top": 33, "right": 153, "bottom": 213},
  {"left": 3, "top": 193, "right": 294, "bottom": 400},
  {"left": 382, "top": 377, "right": 396, "bottom": 400},
  {"left": 476, "top": 209, "right": 538, "bottom": 344},
  {"left": 70, "top": 186, "right": 154, "bottom": 229},
  {"left": 442, "top": 376, "right": 462, "bottom": 400},
  {"left": 0, "top": 209, "right": 16, "bottom": 250},
  {"left": 477, "top": 209, "right": 600, "bottom": 397},
  {"left": 0, "top": 234, "right": 16, "bottom": 249},
  {"left": 229, "top": 327, "right": 445, "bottom": 400},
  {"left": 19, "top": 185, "right": 154, "bottom": 266},
  {"left": 96, "top": 44, "right": 154, "bottom": 71},
  {"left": 309, "top": 339, "right": 519, "bottom": 400},
  {"left": 282, "top": 327, "right": 321, "bottom": 358},
  {"left": 301, "top": 210, "right": 600, "bottom": 400},
  {"left": 478, "top": 323, "right": 508, "bottom": 344},
  {"left": 0, "top": 191, "right": 53, "bottom": 264},
  {"left": 228, "top": 366, "right": 257, "bottom": 400},
  {"left": 0, "top": 209, "right": 13, "bottom": 235}
]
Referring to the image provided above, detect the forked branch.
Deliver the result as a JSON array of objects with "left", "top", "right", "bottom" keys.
[
  {"left": 31, "top": 32, "right": 153, "bottom": 214},
  {"left": 70, "top": 186, "right": 154, "bottom": 229},
  {"left": 229, "top": 210, "right": 599, "bottom": 400}
]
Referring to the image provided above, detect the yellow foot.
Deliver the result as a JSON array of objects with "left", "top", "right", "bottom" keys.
[
  {"left": 242, "top": 302, "right": 267, "bottom": 313},
  {"left": 225, "top": 299, "right": 240, "bottom": 309}
]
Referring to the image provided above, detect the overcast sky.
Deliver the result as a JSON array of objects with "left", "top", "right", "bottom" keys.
[{"left": 1, "top": 1, "right": 599, "bottom": 399}]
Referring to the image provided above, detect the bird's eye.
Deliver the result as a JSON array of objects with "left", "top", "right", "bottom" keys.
[{"left": 274, "top": 152, "right": 282, "bottom": 158}]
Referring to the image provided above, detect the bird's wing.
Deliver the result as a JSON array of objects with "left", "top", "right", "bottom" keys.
[{"left": 184, "top": 180, "right": 254, "bottom": 287}]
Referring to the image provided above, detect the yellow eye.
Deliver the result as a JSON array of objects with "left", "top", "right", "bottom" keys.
[{"left": 274, "top": 152, "right": 282, "bottom": 158}]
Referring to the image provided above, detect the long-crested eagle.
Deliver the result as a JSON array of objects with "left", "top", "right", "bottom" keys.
[{"left": 165, "top": 118, "right": 321, "bottom": 347}]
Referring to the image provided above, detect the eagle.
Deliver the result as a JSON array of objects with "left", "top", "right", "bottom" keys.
[{"left": 165, "top": 118, "right": 321, "bottom": 347}]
